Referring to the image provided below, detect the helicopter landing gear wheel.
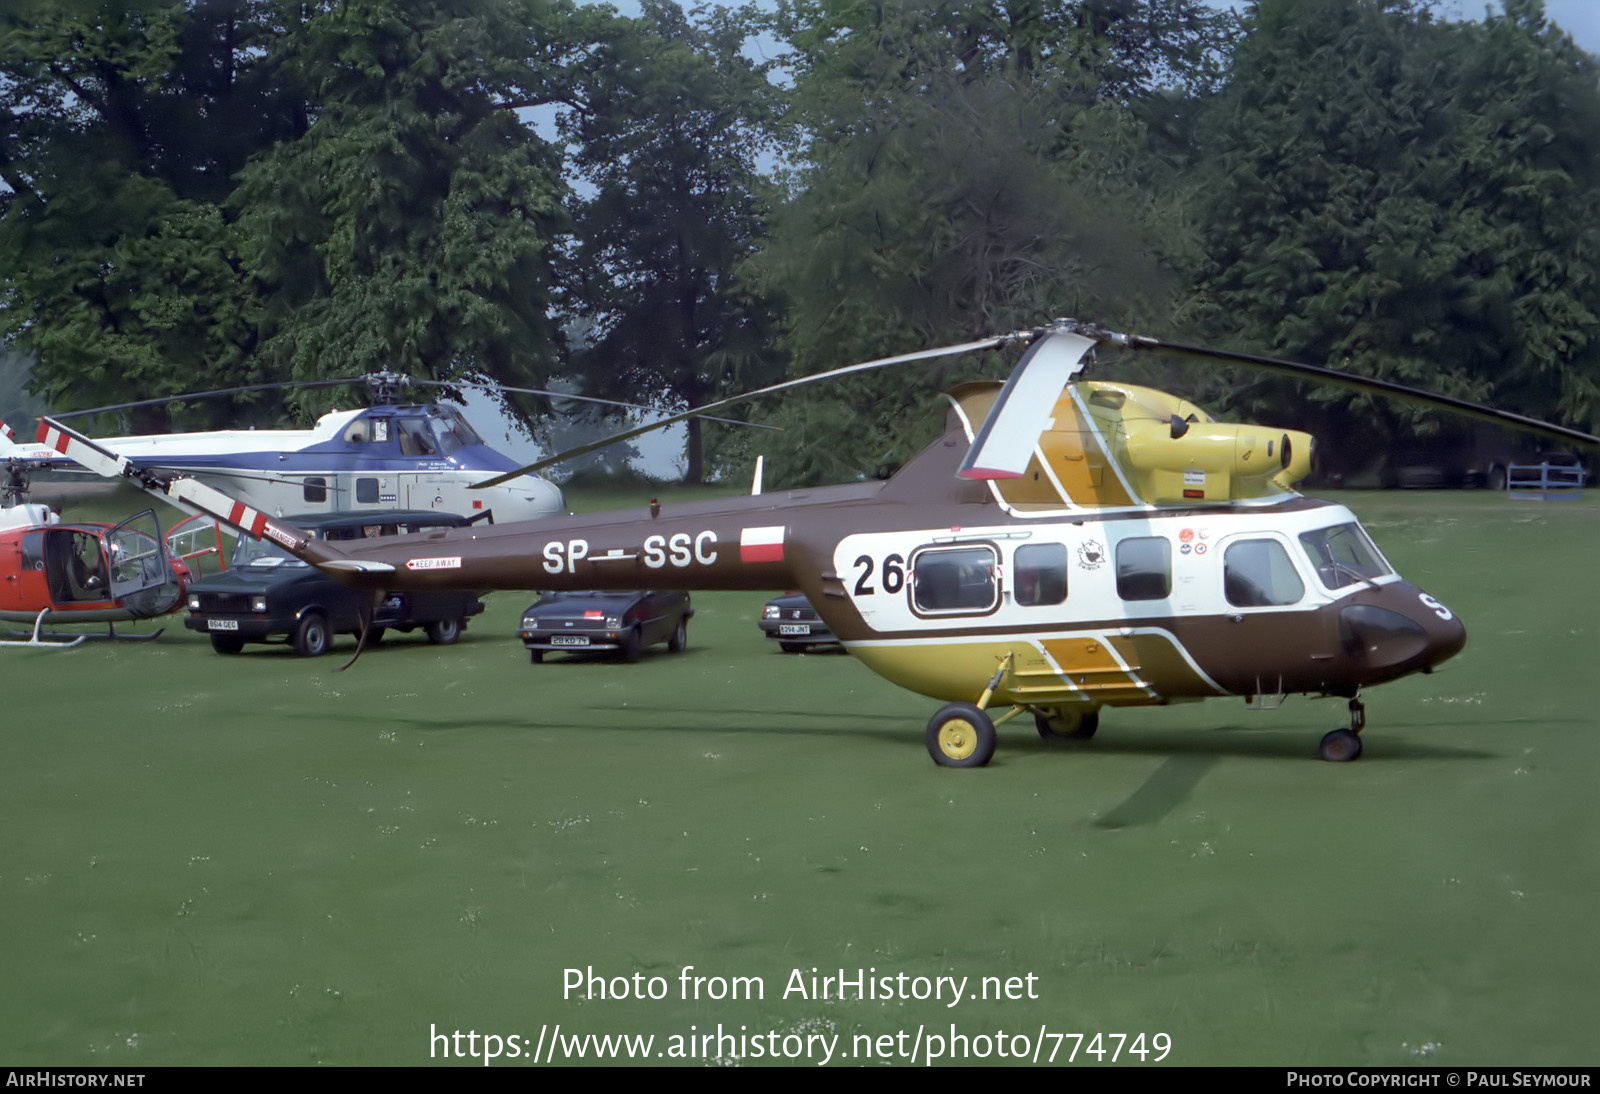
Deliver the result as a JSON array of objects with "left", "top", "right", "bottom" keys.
[
  {"left": 1320, "top": 697, "right": 1366, "bottom": 762},
  {"left": 293, "top": 612, "right": 330, "bottom": 657},
  {"left": 1319, "top": 728, "right": 1363, "bottom": 763},
  {"left": 1035, "top": 707, "right": 1100, "bottom": 742},
  {"left": 926, "top": 703, "right": 996, "bottom": 768}
]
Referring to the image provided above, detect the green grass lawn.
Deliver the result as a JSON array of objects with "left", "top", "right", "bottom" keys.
[{"left": 1, "top": 485, "right": 1596, "bottom": 1066}]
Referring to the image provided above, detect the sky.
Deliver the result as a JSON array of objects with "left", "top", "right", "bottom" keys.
[
  {"left": 1458, "top": 1, "right": 1600, "bottom": 53},
  {"left": 1213, "top": 1, "right": 1600, "bottom": 54}
]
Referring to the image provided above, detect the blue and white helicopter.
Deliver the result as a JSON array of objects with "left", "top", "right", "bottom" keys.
[{"left": 8, "top": 372, "right": 763, "bottom": 525}]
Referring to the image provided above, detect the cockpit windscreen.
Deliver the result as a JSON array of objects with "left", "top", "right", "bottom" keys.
[{"left": 1298, "top": 522, "right": 1393, "bottom": 590}]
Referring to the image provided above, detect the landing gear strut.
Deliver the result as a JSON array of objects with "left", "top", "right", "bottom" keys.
[
  {"left": 1319, "top": 697, "right": 1366, "bottom": 763},
  {"left": 926, "top": 656, "right": 1014, "bottom": 767}
]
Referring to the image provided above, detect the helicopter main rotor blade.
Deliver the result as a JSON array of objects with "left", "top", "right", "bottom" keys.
[
  {"left": 470, "top": 334, "right": 1021, "bottom": 489},
  {"left": 958, "top": 331, "right": 1096, "bottom": 480},
  {"left": 50, "top": 378, "right": 369, "bottom": 421},
  {"left": 1079, "top": 325, "right": 1600, "bottom": 449},
  {"left": 413, "top": 380, "right": 778, "bottom": 431}
]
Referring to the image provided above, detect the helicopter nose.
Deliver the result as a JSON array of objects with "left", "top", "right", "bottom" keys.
[
  {"left": 485, "top": 478, "right": 566, "bottom": 523},
  {"left": 1338, "top": 584, "right": 1466, "bottom": 679}
]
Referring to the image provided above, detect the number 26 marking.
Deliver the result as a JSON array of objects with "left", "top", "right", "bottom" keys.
[{"left": 853, "top": 553, "right": 905, "bottom": 596}]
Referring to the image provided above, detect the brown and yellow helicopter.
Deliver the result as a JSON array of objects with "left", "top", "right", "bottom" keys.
[{"left": 37, "top": 320, "right": 1599, "bottom": 767}]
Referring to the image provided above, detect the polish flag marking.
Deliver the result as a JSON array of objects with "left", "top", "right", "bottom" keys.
[{"left": 739, "top": 525, "right": 785, "bottom": 564}]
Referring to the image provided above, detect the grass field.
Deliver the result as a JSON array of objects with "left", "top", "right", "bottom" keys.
[{"left": 1, "top": 484, "right": 1596, "bottom": 1066}]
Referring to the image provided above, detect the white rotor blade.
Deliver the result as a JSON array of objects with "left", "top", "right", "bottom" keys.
[
  {"left": 472, "top": 334, "right": 1015, "bottom": 489},
  {"left": 36, "top": 416, "right": 318, "bottom": 555},
  {"left": 35, "top": 420, "right": 131, "bottom": 479},
  {"left": 958, "top": 331, "right": 1095, "bottom": 480}
]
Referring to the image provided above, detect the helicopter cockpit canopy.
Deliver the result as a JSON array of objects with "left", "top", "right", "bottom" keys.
[
  {"left": 340, "top": 406, "right": 485, "bottom": 460},
  {"left": 1297, "top": 521, "right": 1393, "bottom": 592}
]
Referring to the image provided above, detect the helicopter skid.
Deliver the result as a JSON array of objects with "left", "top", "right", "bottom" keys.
[
  {"left": 0, "top": 608, "right": 88, "bottom": 648},
  {"left": 2, "top": 609, "right": 164, "bottom": 646}
]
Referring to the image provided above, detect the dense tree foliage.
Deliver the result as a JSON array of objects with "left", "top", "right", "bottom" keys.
[
  {"left": 745, "top": 0, "right": 1238, "bottom": 483},
  {"left": 0, "top": 0, "right": 306, "bottom": 427},
  {"left": 1, "top": 0, "right": 1597, "bottom": 482},
  {"left": 234, "top": 0, "right": 580, "bottom": 415},
  {"left": 1190, "top": 0, "right": 1600, "bottom": 473},
  {"left": 558, "top": 0, "right": 783, "bottom": 482}
]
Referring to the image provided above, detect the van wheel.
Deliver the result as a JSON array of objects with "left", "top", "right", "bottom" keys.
[
  {"left": 210, "top": 632, "right": 244, "bottom": 655},
  {"left": 293, "top": 613, "right": 330, "bottom": 657},
  {"left": 426, "top": 618, "right": 462, "bottom": 645}
]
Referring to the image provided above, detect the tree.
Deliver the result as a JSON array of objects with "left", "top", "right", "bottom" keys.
[
  {"left": 0, "top": 0, "right": 303, "bottom": 427},
  {"left": 748, "top": 0, "right": 1238, "bottom": 484},
  {"left": 234, "top": 0, "right": 576, "bottom": 409},
  {"left": 557, "top": 1, "right": 784, "bottom": 483},
  {"left": 1189, "top": 0, "right": 1600, "bottom": 474}
]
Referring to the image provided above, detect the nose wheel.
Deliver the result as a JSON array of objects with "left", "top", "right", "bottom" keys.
[{"left": 1319, "top": 698, "right": 1366, "bottom": 762}]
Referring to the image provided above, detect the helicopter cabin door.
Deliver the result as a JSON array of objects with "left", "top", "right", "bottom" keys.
[
  {"left": 104, "top": 510, "right": 182, "bottom": 618},
  {"left": 401, "top": 472, "right": 458, "bottom": 515},
  {"left": 1188, "top": 531, "right": 1330, "bottom": 698},
  {"left": 393, "top": 416, "right": 460, "bottom": 515}
]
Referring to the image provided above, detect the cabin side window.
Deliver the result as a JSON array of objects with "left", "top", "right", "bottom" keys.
[
  {"left": 910, "top": 545, "right": 998, "bottom": 615},
  {"left": 303, "top": 477, "right": 327, "bottom": 503},
  {"left": 1116, "top": 536, "right": 1171, "bottom": 601},
  {"left": 356, "top": 478, "right": 380, "bottom": 504},
  {"left": 1223, "top": 538, "right": 1305, "bottom": 607},
  {"left": 1013, "top": 543, "right": 1067, "bottom": 606}
]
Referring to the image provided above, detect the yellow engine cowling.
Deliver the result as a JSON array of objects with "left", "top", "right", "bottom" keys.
[{"left": 1118, "top": 420, "right": 1315, "bottom": 502}]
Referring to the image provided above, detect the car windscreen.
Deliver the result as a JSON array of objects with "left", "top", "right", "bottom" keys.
[{"left": 231, "top": 537, "right": 308, "bottom": 569}]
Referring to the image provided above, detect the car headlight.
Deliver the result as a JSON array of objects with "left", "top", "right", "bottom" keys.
[
  {"left": 605, "top": 617, "right": 622, "bottom": 629},
  {"left": 521, "top": 618, "right": 538, "bottom": 630},
  {"left": 187, "top": 594, "right": 201, "bottom": 611},
  {"left": 762, "top": 604, "right": 780, "bottom": 619},
  {"left": 251, "top": 596, "right": 268, "bottom": 613}
]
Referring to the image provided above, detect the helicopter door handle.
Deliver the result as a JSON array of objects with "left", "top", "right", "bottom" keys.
[{"left": 1228, "top": 613, "right": 1244, "bottom": 623}]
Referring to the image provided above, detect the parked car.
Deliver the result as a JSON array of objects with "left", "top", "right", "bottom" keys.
[
  {"left": 759, "top": 592, "right": 839, "bottom": 653},
  {"left": 183, "top": 511, "right": 485, "bottom": 655},
  {"left": 519, "top": 590, "right": 692, "bottom": 663}
]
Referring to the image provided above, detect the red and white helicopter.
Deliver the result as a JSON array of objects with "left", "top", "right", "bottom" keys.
[{"left": 0, "top": 428, "right": 220, "bottom": 647}]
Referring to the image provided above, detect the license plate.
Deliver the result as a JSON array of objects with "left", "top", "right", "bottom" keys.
[
  {"left": 778, "top": 624, "right": 812, "bottom": 636},
  {"left": 550, "top": 635, "right": 590, "bottom": 646},
  {"left": 208, "top": 618, "right": 239, "bottom": 631}
]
